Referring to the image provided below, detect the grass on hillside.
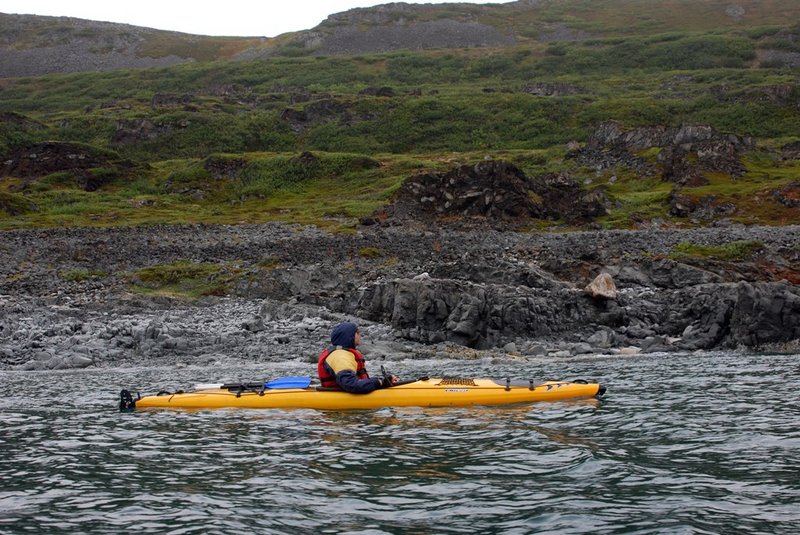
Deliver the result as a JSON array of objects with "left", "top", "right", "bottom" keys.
[
  {"left": 2, "top": 143, "right": 797, "bottom": 231},
  {"left": 598, "top": 176, "right": 674, "bottom": 229},
  {"left": 1, "top": 20, "right": 800, "bottom": 231},
  {"left": 0, "top": 151, "right": 443, "bottom": 230}
]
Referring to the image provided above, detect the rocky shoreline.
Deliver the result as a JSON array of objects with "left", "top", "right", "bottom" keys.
[{"left": 1, "top": 222, "right": 799, "bottom": 371}]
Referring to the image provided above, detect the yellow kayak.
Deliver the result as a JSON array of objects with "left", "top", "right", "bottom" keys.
[{"left": 122, "top": 377, "right": 605, "bottom": 411}]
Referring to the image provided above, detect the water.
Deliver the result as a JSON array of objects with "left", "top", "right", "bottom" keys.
[{"left": 1, "top": 353, "right": 799, "bottom": 534}]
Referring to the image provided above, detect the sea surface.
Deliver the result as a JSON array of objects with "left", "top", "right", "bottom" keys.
[{"left": 1, "top": 352, "right": 798, "bottom": 534}]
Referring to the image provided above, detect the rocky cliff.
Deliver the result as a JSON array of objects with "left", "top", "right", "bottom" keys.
[{"left": 1, "top": 222, "right": 798, "bottom": 370}]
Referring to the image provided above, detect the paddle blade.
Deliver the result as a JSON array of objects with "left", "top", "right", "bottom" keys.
[
  {"left": 264, "top": 376, "right": 312, "bottom": 389},
  {"left": 194, "top": 383, "right": 223, "bottom": 391}
]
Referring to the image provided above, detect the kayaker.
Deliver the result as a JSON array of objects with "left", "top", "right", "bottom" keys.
[{"left": 318, "top": 322, "right": 397, "bottom": 393}]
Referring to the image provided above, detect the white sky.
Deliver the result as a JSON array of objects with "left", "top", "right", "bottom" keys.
[{"left": 0, "top": 1, "right": 512, "bottom": 38}]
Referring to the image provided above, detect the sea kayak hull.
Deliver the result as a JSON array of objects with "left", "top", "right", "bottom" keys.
[{"left": 131, "top": 378, "right": 605, "bottom": 410}]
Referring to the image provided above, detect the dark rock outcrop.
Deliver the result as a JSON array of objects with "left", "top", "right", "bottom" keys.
[
  {"left": 382, "top": 160, "right": 543, "bottom": 223},
  {"left": 204, "top": 155, "right": 247, "bottom": 180},
  {"left": 374, "top": 160, "right": 608, "bottom": 227},
  {"left": 358, "top": 87, "right": 396, "bottom": 97},
  {"left": 530, "top": 172, "right": 610, "bottom": 223},
  {"left": 574, "top": 121, "right": 755, "bottom": 184},
  {"left": 151, "top": 93, "right": 197, "bottom": 111},
  {"left": 0, "top": 192, "right": 37, "bottom": 215},
  {"left": 0, "top": 112, "right": 46, "bottom": 130},
  {"left": 571, "top": 122, "right": 757, "bottom": 220},
  {"left": 1, "top": 141, "right": 114, "bottom": 179},
  {"left": 521, "top": 82, "right": 586, "bottom": 96},
  {"left": 1, "top": 142, "right": 127, "bottom": 194},
  {"left": 772, "top": 181, "right": 800, "bottom": 208},
  {"left": 781, "top": 142, "right": 800, "bottom": 160},
  {"left": 585, "top": 122, "right": 753, "bottom": 152},
  {"left": 658, "top": 137, "right": 748, "bottom": 183},
  {"left": 279, "top": 99, "right": 373, "bottom": 133},
  {"left": 1, "top": 224, "right": 798, "bottom": 369},
  {"left": 1, "top": 141, "right": 139, "bottom": 192},
  {"left": 665, "top": 281, "right": 800, "bottom": 349},
  {"left": 111, "top": 119, "right": 171, "bottom": 144},
  {"left": 668, "top": 191, "right": 737, "bottom": 221}
]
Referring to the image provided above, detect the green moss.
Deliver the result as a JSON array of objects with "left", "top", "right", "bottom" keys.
[
  {"left": 257, "top": 255, "right": 283, "bottom": 269},
  {"left": 130, "top": 260, "right": 235, "bottom": 298},
  {"left": 235, "top": 152, "right": 381, "bottom": 200},
  {"left": 670, "top": 240, "right": 764, "bottom": 261},
  {"left": 358, "top": 247, "right": 382, "bottom": 258},
  {"left": 598, "top": 177, "right": 672, "bottom": 228},
  {"left": 0, "top": 191, "right": 37, "bottom": 216}
]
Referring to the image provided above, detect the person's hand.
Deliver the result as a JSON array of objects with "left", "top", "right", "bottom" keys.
[{"left": 378, "top": 375, "right": 399, "bottom": 388}]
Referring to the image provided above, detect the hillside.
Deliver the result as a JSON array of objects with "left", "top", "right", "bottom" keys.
[
  {"left": 1, "top": 1, "right": 800, "bottom": 362},
  {"left": 0, "top": 0, "right": 798, "bottom": 231},
  {"left": 0, "top": 13, "right": 273, "bottom": 77},
  {"left": 4, "top": 1, "right": 800, "bottom": 77}
]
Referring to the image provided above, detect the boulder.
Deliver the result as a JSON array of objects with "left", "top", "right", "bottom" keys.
[{"left": 585, "top": 273, "right": 618, "bottom": 300}]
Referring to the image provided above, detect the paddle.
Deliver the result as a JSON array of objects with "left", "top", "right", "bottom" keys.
[
  {"left": 378, "top": 365, "right": 428, "bottom": 388},
  {"left": 263, "top": 376, "right": 313, "bottom": 389},
  {"left": 194, "top": 376, "right": 313, "bottom": 392},
  {"left": 387, "top": 377, "right": 427, "bottom": 387}
]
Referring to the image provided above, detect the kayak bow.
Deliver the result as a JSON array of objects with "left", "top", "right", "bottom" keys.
[{"left": 121, "top": 377, "right": 605, "bottom": 411}]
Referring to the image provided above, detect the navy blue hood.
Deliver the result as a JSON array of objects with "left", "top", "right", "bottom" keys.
[{"left": 330, "top": 322, "right": 358, "bottom": 349}]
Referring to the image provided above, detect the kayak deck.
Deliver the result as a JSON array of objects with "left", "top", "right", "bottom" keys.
[{"left": 128, "top": 378, "right": 605, "bottom": 411}]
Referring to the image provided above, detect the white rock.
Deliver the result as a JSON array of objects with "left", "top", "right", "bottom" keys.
[{"left": 585, "top": 273, "right": 618, "bottom": 300}]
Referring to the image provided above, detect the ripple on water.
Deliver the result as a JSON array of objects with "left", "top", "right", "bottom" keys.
[{"left": 0, "top": 354, "right": 799, "bottom": 534}]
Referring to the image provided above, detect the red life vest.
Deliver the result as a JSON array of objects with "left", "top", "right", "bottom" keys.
[{"left": 317, "top": 347, "right": 369, "bottom": 389}]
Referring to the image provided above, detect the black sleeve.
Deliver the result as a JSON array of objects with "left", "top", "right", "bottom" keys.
[{"left": 335, "top": 370, "right": 384, "bottom": 394}]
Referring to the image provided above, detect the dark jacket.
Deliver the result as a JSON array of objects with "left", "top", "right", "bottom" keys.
[{"left": 321, "top": 322, "right": 385, "bottom": 394}]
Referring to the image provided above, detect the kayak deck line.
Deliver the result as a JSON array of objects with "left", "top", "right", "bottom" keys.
[{"left": 121, "top": 377, "right": 606, "bottom": 411}]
